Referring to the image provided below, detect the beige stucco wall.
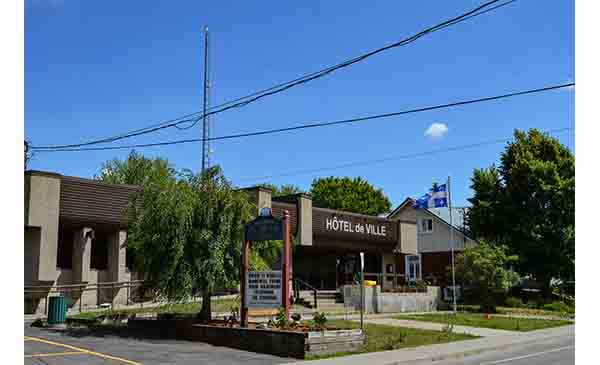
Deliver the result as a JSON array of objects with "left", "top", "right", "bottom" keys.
[
  {"left": 297, "top": 194, "right": 313, "bottom": 246},
  {"left": 381, "top": 253, "right": 396, "bottom": 290},
  {"left": 24, "top": 173, "right": 60, "bottom": 282},
  {"left": 390, "top": 205, "right": 476, "bottom": 253},
  {"left": 398, "top": 220, "right": 418, "bottom": 254}
]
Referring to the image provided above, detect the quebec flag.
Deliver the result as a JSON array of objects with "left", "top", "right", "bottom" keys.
[{"left": 412, "top": 183, "right": 448, "bottom": 209}]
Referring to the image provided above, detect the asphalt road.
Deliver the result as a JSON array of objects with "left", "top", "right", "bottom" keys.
[
  {"left": 419, "top": 334, "right": 574, "bottom": 365},
  {"left": 24, "top": 322, "right": 289, "bottom": 365}
]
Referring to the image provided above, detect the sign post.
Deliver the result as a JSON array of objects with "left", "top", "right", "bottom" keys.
[
  {"left": 241, "top": 207, "right": 289, "bottom": 327},
  {"left": 359, "top": 252, "right": 364, "bottom": 331},
  {"left": 240, "top": 240, "right": 250, "bottom": 327},
  {"left": 282, "top": 210, "right": 291, "bottom": 320}
]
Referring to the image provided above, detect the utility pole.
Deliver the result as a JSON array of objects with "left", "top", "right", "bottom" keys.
[{"left": 201, "top": 25, "right": 211, "bottom": 172}]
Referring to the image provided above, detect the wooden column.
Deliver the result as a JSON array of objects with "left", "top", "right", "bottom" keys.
[
  {"left": 240, "top": 240, "right": 250, "bottom": 327},
  {"left": 282, "top": 210, "right": 291, "bottom": 320}
]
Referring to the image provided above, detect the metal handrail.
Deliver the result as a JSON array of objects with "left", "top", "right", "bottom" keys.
[
  {"left": 24, "top": 279, "right": 145, "bottom": 289},
  {"left": 24, "top": 280, "right": 149, "bottom": 314},
  {"left": 293, "top": 277, "right": 318, "bottom": 309}
]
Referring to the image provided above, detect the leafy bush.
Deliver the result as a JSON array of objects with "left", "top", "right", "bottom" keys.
[
  {"left": 505, "top": 296, "right": 524, "bottom": 308},
  {"left": 274, "top": 307, "right": 290, "bottom": 329},
  {"left": 312, "top": 312, "right": 328, "bottom": 330},
  {"left": 453, "top": 242, "right": 520, "bottom": 313}
]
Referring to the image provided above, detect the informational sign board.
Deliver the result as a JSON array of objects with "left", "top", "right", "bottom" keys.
[
  {"left": 245, "top": 216, "right": 283, "bottom": 242},
  {"left": 245, "top": 271, "right": 282, "bottom": 308}
]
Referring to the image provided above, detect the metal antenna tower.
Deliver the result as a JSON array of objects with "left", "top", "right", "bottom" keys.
[{"left": 201, "top": 25, "right": 211, "bottom": 172}]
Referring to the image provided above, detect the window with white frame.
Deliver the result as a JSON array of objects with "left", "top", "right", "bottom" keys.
[
  {"left": 405, "top": 255, "right": 421, "bottom": 282},
  {"left": 418, "top": 218, "right": 433, "bottom": 234}
]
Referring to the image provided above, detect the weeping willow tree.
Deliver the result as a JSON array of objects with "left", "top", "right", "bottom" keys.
[{"left": 127, "top": 166, "right": 257, "bottom": 320}]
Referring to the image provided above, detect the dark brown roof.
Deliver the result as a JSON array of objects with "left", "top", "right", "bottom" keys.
[{"left": 59, "top": 175, "right": 141, "bottom": 227}]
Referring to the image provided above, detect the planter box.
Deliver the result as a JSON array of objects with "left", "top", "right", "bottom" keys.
[{"left": 127, "top": 318, "right": 364, "bottom": 358}]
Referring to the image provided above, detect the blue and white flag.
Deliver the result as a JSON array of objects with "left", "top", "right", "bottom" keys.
[{"left": 412, "top": 183, "right": 448, "bottom": 209}]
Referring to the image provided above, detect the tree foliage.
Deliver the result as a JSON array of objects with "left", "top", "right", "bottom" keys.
[
  {"left": 467, "top": 129, "right": 574, "bottom": 291},
  {"left": 454, "top": 241, "right": 520, "bottom": 312},
  {"left": 259, "top": 183, "right": 304, "bottom": 197},
  {"left": 126, "top": 166, "right": 254, "bottom": 320},
  {"left": 24, "top": 140, "right": 32, "bottom": 169},
  {"left": 96, "top": 150, "right": 176, "bottom": 186},
  {"left": 310, "top": 176, "right": 391, "bottom": 215}
]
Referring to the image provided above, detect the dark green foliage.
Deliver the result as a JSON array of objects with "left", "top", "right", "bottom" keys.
[
  {"left": 467, "top": 129, "right": 574, "bottom": 293},
  {"left": 126, "top": 166, "right": 254, "bottom": 320},
  {"left": 504, "top": 296, "right": 524, "bottom": 308},
  {"left": 310, "top": 176, "right": 391, "bottom": 215},
  {"left": 96, "top": 150, "right": 176, "bottom": 186},
  {"left": 454, "top": 242, "right": 520, "bottom": 313},
  {"left": 259, "top": 183, "right": 304, "bottom": 197}
]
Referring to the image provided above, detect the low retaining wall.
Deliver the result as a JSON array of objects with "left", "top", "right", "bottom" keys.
[
  {"left": 127, "top": 318, "right": 364, "bottom": 358},
  {"left": 342, "top": 285, "right": 441, "bottom": 313}
]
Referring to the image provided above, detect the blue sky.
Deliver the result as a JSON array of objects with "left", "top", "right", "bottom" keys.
[{"left": 25, "top": 0, "right": 574, "bottom": 208}]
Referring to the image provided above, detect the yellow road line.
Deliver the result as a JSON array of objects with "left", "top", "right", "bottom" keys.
[
  {"left": 25, "top": 351, "right": 86, "bottom": 358},
  {"left": 24, "top": 336, "right": 143, "bottom": 365}
]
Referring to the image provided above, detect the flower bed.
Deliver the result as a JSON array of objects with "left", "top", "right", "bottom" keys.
[{"left": 127, "top": 317, "right": 364, "bottom": 358}]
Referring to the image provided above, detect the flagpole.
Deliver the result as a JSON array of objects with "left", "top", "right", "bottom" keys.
[{"left": 448, "top": 176, "right": 457, "bottom": 313}]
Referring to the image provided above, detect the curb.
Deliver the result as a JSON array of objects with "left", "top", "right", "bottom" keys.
[{"left": 373, "top": 332, "right": 573, "bottom": 365}]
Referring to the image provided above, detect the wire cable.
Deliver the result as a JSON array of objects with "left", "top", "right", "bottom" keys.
[
  {"left": 31, "top": 82, "right": 574, "bottom": 152},
  {"left": 237, "top": 127, "right": 573, "bottom": 183},
  {"left": 30, "top": 0, "right": 515, "bottom": 150}
]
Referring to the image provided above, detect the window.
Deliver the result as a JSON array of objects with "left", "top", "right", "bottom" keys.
[
  {"left": 90, "top": 232, "right": 108, "bottom": 270},
  {"left": 56, "top": 227, "right": 73, "bottom": 269},
  {"left": 405, "top": 255, "right": 421, "bottom": 282},
  {"left": 418, "top": 218, "right": 433, "bottom": 233}
]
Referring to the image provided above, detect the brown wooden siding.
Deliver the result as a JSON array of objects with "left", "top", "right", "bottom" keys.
[
  {"left": 59, "top": 176, "right": 140, "bottom": 227},
  {"left": 271, "top": 201, "right": 298, "bottom": 235},
  {"left": 421, "top": 251, "right": 453, "bottom": 283},
  {"left": 312, "top": 207, "right": 397, "bottom": 246}
]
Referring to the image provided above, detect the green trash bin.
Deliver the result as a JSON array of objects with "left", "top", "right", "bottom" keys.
[{"left": 47, "top": 296, "right": 67, "bottom": 325}]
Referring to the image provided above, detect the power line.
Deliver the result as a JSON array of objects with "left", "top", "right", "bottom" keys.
[
  {"left": 32, "top": 82, "right": 574, "bottom": 152},
  {"left": 236, "top": 127, "right": 573, "bottom": 183},
  {"left": 30, "top": 0, "right": 515, "bottom": 150}
]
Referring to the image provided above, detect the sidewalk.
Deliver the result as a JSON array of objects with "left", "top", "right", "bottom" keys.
[{"left": 283, "top": 324, "right": 574, "bottom": 364}]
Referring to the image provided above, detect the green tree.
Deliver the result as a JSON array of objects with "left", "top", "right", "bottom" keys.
[
  {"left": 454, "top": 241, "right": 520, "bottom": 312},
  {"left": 96, "top": 150, "right": 176, "bottom": 186},
  {"left": 126, "top": 166, "right": 254, "bottom": 320},
  {"left": 467, "top": 129, "right": 575, "bottom": 294},
  {"left": 310, "top": 176, "right": 391, "bottom": 215},
  {"left": 259, "top": 183, "right": 304, "bottom": 197}
]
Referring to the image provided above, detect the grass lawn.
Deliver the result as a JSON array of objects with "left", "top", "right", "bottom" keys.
[
  {"left": 458, "top": 304, "right": 575, "bottom": 319},
  {"left": 306, "top": 319, "right": 477, "bottom": 360},
  {"left": 70, "top": 298, "right": 240, "bottom": 320},
  {"left": 398, "top": 313, "right": 572, "bottom": 332},
  {"left": 70, "top": 298, "right": 309, "bottom": 321}
]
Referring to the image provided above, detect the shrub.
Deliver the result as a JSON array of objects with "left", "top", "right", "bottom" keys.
[
  {"left": 505, "top": 296, "right": 524, "bottom": 308},
  {"left": 312, "top": 312, "right": 328, "bottom": 330},
  {"left": 274, "top": 307, "right": 290, "bottom": 329}
]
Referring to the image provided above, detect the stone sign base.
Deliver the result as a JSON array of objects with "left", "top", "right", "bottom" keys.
[{"left": 127, "top": 318, "right": 364, "bottom": 358}]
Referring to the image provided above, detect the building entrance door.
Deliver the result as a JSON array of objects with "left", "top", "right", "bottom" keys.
[
  {"left": 405, "top": 254, "right": 421, "bottom": 283},
  {"left": 336, "top": 254, "right": 358, "bottom": 288}
]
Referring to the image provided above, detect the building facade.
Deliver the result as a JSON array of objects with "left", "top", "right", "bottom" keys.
[
  {"left": 24, "top": 170, "right": 471, "bottom": 313},
  {"left": 387, "top": 198, "right": 477, "bottom": 285},
  {"left": 24, "top": 171, "right": 142, "bottom": 314}
]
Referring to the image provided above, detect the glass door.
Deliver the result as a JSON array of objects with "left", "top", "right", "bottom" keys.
[{"left": 405, "top": 255, "right": 421, "bottom": 283}]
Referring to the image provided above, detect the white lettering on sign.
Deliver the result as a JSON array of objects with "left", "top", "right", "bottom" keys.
[
  {"left": 245, "top": 271, "right": 282, "bottom": 308},
  {"left": 325, "top": 217, "right": 387, "bottom": 237}
]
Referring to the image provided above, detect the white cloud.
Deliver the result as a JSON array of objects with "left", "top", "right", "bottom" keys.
[{"left": 424, "top": 122, "right": 449, "bottom": 140}]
